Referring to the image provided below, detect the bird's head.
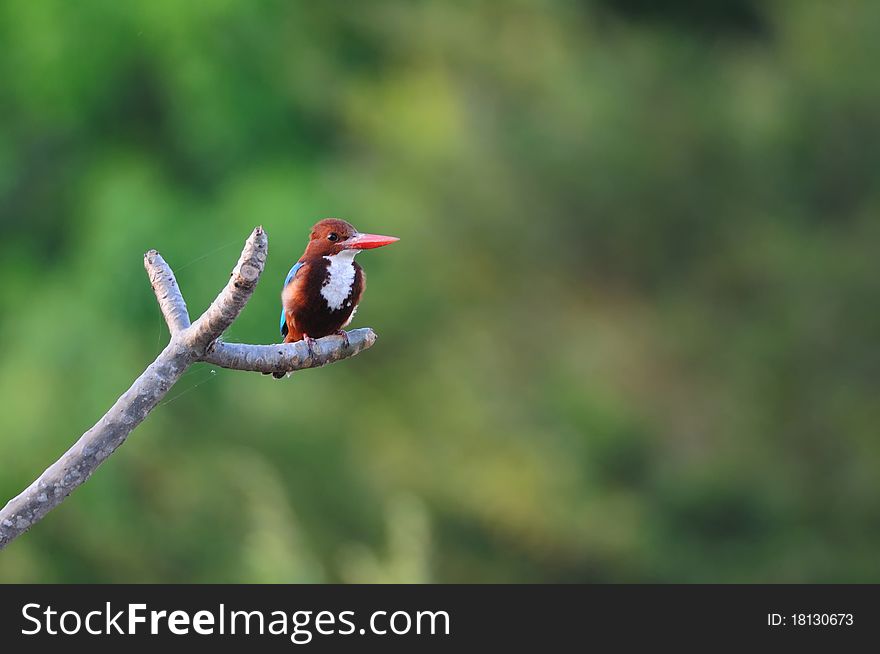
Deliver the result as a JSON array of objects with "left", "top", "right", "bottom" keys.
[{"left": 304, "top": 218, "right": 399, "bottom": 258}]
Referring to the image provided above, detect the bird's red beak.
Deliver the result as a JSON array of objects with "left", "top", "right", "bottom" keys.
[{"left": 345, "top": 233, "right": 400, "bottom": 250}]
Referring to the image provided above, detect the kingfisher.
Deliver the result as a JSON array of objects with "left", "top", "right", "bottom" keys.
[{"left": 274, "top": 218, "right": 398, "bottom": 377}]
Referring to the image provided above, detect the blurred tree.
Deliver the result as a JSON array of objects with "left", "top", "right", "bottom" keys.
[{"left": 1, "top": 0, "right": 878, "bottom": 582}]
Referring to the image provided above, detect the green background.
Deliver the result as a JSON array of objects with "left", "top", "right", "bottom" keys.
[{"left": 1, "top": 0, "right": 878, "bottom": 583}]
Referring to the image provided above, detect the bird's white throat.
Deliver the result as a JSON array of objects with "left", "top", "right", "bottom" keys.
[{"left": 321, "top": 250, "right": 358, "bottom": 311}]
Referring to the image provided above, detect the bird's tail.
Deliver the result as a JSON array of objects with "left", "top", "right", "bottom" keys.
[
  {"left": 264, "top": 322, "right": 302, "bottom": 379},
  {"left": 262, "top": 370, "right": 292, "bottom": 379}
]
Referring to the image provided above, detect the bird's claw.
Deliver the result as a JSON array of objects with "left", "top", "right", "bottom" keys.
[
  {"left": 302, "top": 334, "right": 318, "bottom": 359},
  {"left": 336, "top": 330, "right": 351, "bottom": 349}
]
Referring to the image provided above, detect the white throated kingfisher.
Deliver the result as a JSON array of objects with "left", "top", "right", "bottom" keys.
[{"left": 274, "top": 218, "right": 398, "bottom": 377}]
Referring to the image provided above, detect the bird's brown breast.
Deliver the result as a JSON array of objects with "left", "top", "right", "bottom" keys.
[{"left": 282, "top": 257, "right": 364, "bottom": 340}]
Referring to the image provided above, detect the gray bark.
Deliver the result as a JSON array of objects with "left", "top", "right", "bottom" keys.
[{"left": 0, "top": 226, "right": 377, "bottom": 550}]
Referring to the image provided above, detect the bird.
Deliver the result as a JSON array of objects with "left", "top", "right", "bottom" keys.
[{"left": 273, "top": 218, "right": 399, "bottom": 378}]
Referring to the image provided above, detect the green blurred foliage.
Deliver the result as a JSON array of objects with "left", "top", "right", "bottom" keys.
[{"left": 1, "top": 0, "right": 878, "bottom": 582}]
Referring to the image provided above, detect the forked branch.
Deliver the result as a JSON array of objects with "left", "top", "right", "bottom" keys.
[{"left": 0, "top": 227, "right": 377, "bottom": 549}]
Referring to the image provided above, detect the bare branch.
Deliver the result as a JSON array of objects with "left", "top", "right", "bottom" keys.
[
  {"left": 185, "top": 226, "right": 267, "bottom": 352},
  {"left": 145, "top": 250, "right": 191, "bottom": 333},
  {"left": 0, "top": 341, "right": 192, "bottom": 549},
  {"left": 203, "top": 328, "right": 377, "bottom": 374},
  {"left": 0, "top": 226, "right": 377, "bottom": 550}
]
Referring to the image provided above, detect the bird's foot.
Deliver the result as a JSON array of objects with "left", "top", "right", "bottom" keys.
[
  {"left": 302, "top": 334, "right": 318, "bottom": 359},
  {"left": 335, "top": 330, "right": 351, "bottom": 349}
]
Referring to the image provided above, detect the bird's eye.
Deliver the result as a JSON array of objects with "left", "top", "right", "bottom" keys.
[{"left": 327, "top": 233, "right": 339, "bottom": 242}]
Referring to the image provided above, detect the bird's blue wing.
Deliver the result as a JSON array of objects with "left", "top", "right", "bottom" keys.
[
  {"left": 283, "top": 261, "right": 304, "bottom": 288},
  {"left": 280, "top": 262, "right": 304, "bottom": 337}
]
